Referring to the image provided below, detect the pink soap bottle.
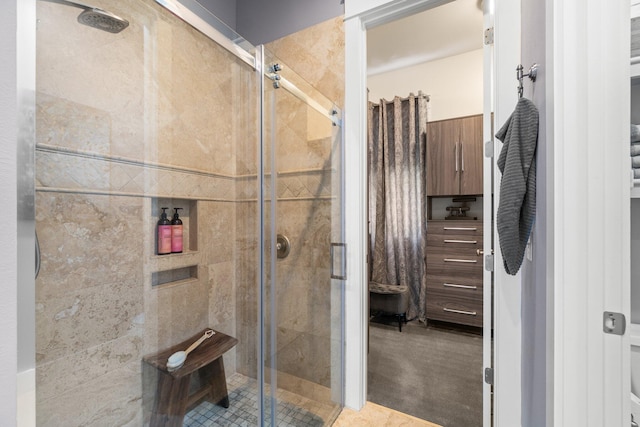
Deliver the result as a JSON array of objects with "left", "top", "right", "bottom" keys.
[
  {"left": 171, "top": 208, "right": 183, "bottom": 253},
  {"left": 157, "top": 207, "right": 171, "bottom": 255}
]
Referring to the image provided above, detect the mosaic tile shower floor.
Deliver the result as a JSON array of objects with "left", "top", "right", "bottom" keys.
[{"left": 183, "top": 373, "right": 335, "bottom": 427}]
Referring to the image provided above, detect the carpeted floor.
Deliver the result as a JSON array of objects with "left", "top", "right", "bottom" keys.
[{"left": 367, "top": 319, "right": 483, "bottom": 427}]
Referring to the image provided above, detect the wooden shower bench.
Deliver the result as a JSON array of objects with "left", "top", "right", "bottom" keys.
[{"left": 143, "top": 329, "right": 238, "bottom": 427}]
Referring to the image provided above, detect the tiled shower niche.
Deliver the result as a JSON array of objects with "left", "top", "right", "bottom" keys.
[
  {"left": 151, "top": 197, "right": 198, "bottom": 254},
  {"left": 149, "top": 198, "right": 199, "bottom": 288}
]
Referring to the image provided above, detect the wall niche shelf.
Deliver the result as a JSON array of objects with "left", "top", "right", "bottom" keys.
[
  {"left": 151, "top": 265, "right": 198, "bottom": 288},
  {"left": 151, "top": 250, "right": 201, "bottom": 270},
  {"left": 150, "top": 197, "right": 200, "bottom": 288}
]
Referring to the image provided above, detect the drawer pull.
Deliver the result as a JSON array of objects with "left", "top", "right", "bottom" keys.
[
  {"left": 443, "top": 307, "right": 477, "bottom": 316},
  {"left": 443, "top": 227, "right": 477, "bottom": 231},
  {"left": 443, "top": 283, "right": 478, "bottom": 290},
  {"left": 443, "top": 258, "right": 477, "bottom": 263},
  {"left": 443, "top": 239, "right": 477, "bottom": 244}
]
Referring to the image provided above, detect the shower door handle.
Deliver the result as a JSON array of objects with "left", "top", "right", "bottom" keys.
[
  {"left": 330, "top": 242, "right": 347, "bottom": 280},
  {"left": 35, "top": 231, "right": 41, "bottom": 279}
]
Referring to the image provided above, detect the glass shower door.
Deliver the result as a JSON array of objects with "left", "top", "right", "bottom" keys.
[
  {"left": 261, "top": 48, "right": 345, "bottom": 426},
  {"left": 34, "top": 1, "right": 263, "bottom": 425}
]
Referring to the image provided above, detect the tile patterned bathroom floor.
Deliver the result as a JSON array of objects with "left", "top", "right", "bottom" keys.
[
  {"left": 184, "top": 373, "right": 440, "bottom": 427},
  {"left": 184, "top": 373, "right": 340, "bottom": 427}
]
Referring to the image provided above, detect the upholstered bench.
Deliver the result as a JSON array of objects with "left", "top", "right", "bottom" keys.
[{"left": 369, "top": 282, "right": 409, "bottom": 332}]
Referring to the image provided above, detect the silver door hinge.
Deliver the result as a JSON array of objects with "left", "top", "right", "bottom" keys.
[
  {"left": 485, "top": 141, "right": 494, "bottom": 158},
  {"left": 484, "top": 254, "right": 494, "bottom": 272},
  {"left": 484, "top": 367, "right": 494, "bottom": 385},
  {"left": 484, "top": 27, "right": 494, "bottom": 45}
]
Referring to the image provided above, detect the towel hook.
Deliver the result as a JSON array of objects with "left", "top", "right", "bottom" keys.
[{"left": 517, "top": 63, "right": 538, "bottom": 98}]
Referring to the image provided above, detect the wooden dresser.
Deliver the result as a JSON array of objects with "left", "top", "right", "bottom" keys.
[{"left": 425, "top": 220, "right": 483, "bottom": 327}]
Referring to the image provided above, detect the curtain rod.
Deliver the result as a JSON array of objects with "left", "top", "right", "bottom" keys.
[{"left": 369, "top": 92, "right": 430, "bottom": 107}]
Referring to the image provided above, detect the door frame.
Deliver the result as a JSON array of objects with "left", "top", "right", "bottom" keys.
[
  {"left": 490, "top": 0, "right": 523, "bottom": 424},
  {"left": 343, "top": 0, "right": 522, "bottom": 422}
]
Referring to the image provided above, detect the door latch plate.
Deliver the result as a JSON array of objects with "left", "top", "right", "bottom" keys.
[
  {"left": 603, "top": 311, "right": 626, "bottom": 335},
  {"left": 484, "top": 254, "right": 494, "bottom": 272},
  {"left": 485, "top": 141, "right": 494, "bottom": 158},
  {"left": 484, "top": 367, "right": 494, "bottom": 385}
]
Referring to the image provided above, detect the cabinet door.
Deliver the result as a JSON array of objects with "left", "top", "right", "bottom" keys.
[
  {"left": 427, "top": 119, "right": 459, "bottom": 196},
  {"left": 459, "top": 115, "right": 483, "bottom": 195}
]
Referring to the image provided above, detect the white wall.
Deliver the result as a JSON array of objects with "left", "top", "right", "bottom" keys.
[
  {"left": 367, "top": 49, "right": 483, "bottom": 121},
  {"left": 0, "top": 0, "right": 19, "bottom": 425}
]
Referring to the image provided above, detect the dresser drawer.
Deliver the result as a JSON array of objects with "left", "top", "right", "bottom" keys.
[
  {"left": 427, "top": 221, "right": 483, "bottom": 237},
  {"left": 426, "top": 273, "right": 483, "bottom": 296},
  {"left": 426, "top": 233, "right": 482, "bottom": 252},
  {"left": 425, "top": 252, "right": 483, "bottom": 275},
  {"left": 426, "top": 289, "right": 483, "bottom": 327}
]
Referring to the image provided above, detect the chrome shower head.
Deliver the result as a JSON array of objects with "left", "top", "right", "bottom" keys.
[
  {"left": 40, "top": 0, "right": 129, "bottom": 33},
  {"left": 77, "top": 8, "right": 129, "bottom": 33}
]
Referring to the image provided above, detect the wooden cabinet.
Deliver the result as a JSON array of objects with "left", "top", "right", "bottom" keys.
[
  {"left": 427, "top": 114, "right": 483, "bottom": 196},
  {"left": 425, "top": 220, "right": 483, "bottom": 327}
]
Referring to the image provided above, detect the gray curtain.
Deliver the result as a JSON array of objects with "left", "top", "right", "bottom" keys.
[{"left": 368, "top": 93, "right": 428, "bottom": 321}]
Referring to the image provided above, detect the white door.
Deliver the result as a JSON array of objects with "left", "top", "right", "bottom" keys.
[{"left": 481, "top": 0, "right": 494, "bottom": 424}]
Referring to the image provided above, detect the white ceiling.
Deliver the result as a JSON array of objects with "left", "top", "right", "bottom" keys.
[{"left": 367, "top": 0, "right": 484, "bottom": 76}]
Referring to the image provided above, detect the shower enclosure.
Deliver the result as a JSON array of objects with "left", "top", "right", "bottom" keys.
[{"left": 33, "top": 0, "right": 344, "bottom": 425}]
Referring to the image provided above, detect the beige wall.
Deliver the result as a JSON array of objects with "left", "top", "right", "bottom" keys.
[{"left": 367, "top": 49, "right": 483, "bottom": 122}]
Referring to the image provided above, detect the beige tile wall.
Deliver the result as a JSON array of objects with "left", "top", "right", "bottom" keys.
[
  {"left": 267, "top": 17, "right": 345, "bottom": 107},
  {"left": 35, "top": 0, "right": 255, "bottom": 425}
]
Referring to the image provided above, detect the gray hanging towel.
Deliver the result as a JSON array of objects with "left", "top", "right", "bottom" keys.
[{"left": 495, "top": 97, "right": 539, "bottom": 275}]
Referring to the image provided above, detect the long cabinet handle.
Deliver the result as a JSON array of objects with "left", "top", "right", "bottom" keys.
[
  {"left": 443, "top": 307, "right": 477, "bottom": 316},
  {"left": 454, "top": 142, "right": 458, "bottom": 172},
  {"left": 443, "top": 239, "right": 477, "bottom": 244},
  {"left": 443, "top": 283, "right": 478, "bottom": 290},
  {"left": 461, "top": 142, "right": 465, "bottom": 172},
  {"left": 443, "top": 227, "right": 477, "bottom": 231},
  {"left": 444, "top": 258, "right": 477, "bottom": 263}
]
